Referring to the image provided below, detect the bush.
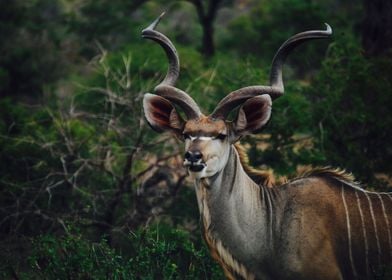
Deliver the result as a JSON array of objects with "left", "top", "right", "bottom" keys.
[
  {"left": 223, "top": 0, "right": 330, "bottom": 76},
  {"left": 0, "top": 0, "right": 68, "bottom": 98},
  {"left": 307, "top": 33, "right": 392, "bottom": 187},
  {"left": 0, "top": 49, "right": 186, "bottom": 239},
  {"left": 242, "top": 81, "right": 326, "bottom": 176},
  {"left": 25, "top": 225, "right": 223, "bottom": 279}
]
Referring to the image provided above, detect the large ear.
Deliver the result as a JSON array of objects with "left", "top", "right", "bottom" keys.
[
  {"left": 143, "top": 93, "right": 184, "bottom": 135},
  {"left": 233, "top": 95, "right": 272, "bottom": 137}
]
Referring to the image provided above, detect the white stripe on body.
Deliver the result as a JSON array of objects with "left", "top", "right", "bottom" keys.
[
  {"left": 341, "top": 186, "right": 358, "bottom": 278},
  {"left": 379, "top": 193, "right": 392, "bottom": 260},
  {"left": 355, "top": 191, "right": 369, "bottom": 277},
  {"left": 364, "top": 192, "right": 382, "bottom": 266}
]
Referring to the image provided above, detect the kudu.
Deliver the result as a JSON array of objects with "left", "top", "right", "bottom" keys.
[{"left": 141, "top": 14, "right": 392, "bottom": 279}]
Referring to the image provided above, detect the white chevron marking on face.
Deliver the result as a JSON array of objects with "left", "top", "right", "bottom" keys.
[{"left": 190, "top": 136, "right": 214, "bottom": 141}]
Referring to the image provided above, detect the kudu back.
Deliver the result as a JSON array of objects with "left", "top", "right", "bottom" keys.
[{"left": 141, "top": 14, "right": 392, "bottom": 279}]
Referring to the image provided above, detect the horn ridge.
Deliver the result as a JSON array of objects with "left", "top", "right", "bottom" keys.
[
  {"left": 142, "top": 13, "right": 179, "bottom": 86},
  {"left": 142, "top": 14, "right": 202, "bottom": 119},
  {"left": 155, "top": 85, "right": 202, "bottom": 119},
  {"left": 270, "top": 23, "right": 333, "bottom": 92}
]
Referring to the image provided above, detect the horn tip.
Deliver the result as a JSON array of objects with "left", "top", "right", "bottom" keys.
[
  {"left": 324, "top": 23, "right": 333, "bottom": 35},
  {"left": 142, "top": 12, "right": 167, "bottom": 35},
  {"left": 159, "top": 11, "right": 166, "bottom": 19}
]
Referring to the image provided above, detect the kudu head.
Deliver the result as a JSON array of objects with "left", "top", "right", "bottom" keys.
[{"left": 142, "top": 13, "right": 332, "bottom": 179}]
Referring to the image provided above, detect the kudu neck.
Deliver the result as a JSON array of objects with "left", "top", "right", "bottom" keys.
[
  {"left": 197, "top": 144, "right": 276, "bottom": 228},
  {"left": 195, "top": 145, "right": 275, "bottom": 277},
  {"left": 201, "top": 145, "right": 264, "bottom": 194}
]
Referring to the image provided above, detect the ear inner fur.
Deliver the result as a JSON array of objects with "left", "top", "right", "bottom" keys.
[
  {"left": 234, "top": 95, "right": 272, "bottom": 135},
  {"left": 143, "top": 93, "right": 183, "bottom": 133}
]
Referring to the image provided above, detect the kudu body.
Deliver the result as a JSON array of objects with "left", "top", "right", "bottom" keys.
[{"left": 142, "top": 14, "right": 392, "bottom": 279}]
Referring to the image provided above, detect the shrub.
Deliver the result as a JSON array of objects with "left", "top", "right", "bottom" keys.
[
  {"left": 25, "top": 225, "right": 223, "bottom": 279},
  {"left": 307, "top": 33, "right": 392, "bottom": 187}
]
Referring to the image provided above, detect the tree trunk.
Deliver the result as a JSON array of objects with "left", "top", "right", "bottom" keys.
[
  {"left": 201, "top": 18, "right": 215, "bottom": 57},
  {"left": 362, "top": 0, "right": 392, "bottom": 56},
  {"left": 190, "top": 0, "right": 223, "bottom": 57}
]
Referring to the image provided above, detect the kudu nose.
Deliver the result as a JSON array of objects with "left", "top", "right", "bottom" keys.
[{"left": 184, "top": 151, "right": 203, "bottom": 163}]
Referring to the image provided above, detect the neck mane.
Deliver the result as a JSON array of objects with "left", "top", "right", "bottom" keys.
[
  {"left": 234, "top": 142, "right": 361, "bottom": 191},
  {"left": 233, "top": 143, "right": 284, "bottom": 187}
]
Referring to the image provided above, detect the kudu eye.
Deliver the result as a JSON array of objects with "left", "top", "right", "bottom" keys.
[
  {"left": 216, "top": 133, "right": 227, "bottom": 141},
  {"left": 182, "top": 133, "right": 191, "bottom": 140}
]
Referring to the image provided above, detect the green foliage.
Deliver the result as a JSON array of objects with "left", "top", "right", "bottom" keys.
[
  {"left": 0, "top": 98, "right": 58, "bottom": 182},
  {"left": 24, "top": 225, "right": 222, "bottom": 279},
  {"left": 67, "top": 0, "right": 144, "bottom": 57},
  {"left": 0, "top": 50, "right": 160, "bottom": 236},
  {"left": 0, "top": 0, "right": 68, "bottom": 98},
  {"left": 126, "top": 225, "right": 223, "bottom": 279},
  {"left": 30, "top": 234, "right": 123, "bottom": 279},
  {"left": 307, "top": 34, "right": 392, "bottom": 185},
  {"left": 224, "top": 0, "right": 331, "bottom": 74},
  {"left": 245, "top": 82, "right": 326, "bottom": 175}
]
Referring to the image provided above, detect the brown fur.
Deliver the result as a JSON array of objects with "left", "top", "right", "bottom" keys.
[{"left": 184, "top": 116, "right": 227, "bottom": 136}]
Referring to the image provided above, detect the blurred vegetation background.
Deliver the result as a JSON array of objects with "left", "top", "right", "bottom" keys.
[{"left": 0, "top": 0, "right": 391, "bottom": 278}]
